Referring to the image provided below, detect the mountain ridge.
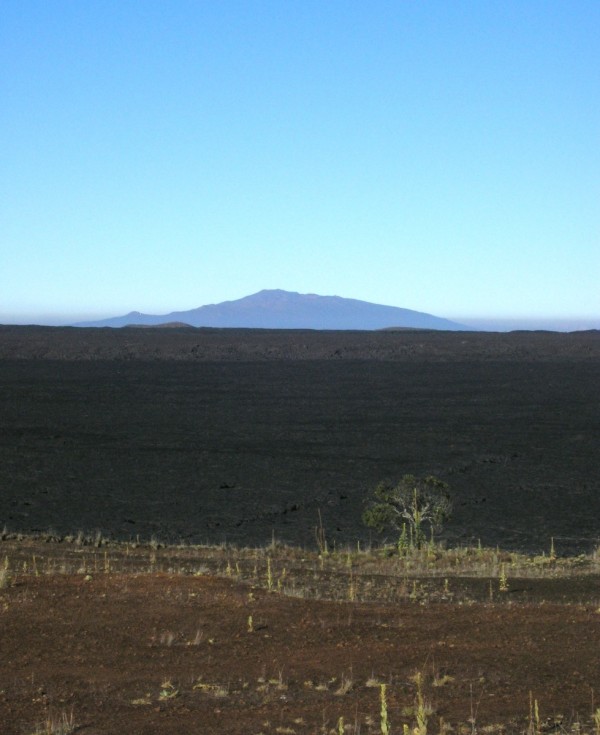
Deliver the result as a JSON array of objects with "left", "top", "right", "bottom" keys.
[{"left": 74, "top": 289, "right": 470, "bottom": 331}]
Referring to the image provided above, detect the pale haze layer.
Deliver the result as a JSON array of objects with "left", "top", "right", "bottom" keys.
[{"left": 1, "top": 1, "right": 599, "bottom": 330}]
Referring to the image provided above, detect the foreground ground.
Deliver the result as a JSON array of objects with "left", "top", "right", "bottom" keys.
[{"left": 2, "top": 538, "right": 600, "bottom": 735}]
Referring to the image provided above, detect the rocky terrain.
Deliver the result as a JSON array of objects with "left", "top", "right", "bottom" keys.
[
  {"left": 2, "top": 326, "right": 600, "bottom": 735},
  {"left": 1, "top": 326, "right": 599, "bottom": 553},
  {"left": 1, "top": 324, "right": 599, "bottom": 361}
]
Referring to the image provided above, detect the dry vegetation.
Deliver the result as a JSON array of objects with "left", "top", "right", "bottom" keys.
[
  {"left": 3, "top": 532, "right": 600, "bottom": 734},
  {"left": 4, "top": 528, "right": 600, "bottom": 603}
]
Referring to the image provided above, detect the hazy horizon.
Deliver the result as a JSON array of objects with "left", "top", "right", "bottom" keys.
[
  {"left": 2, "top": 2, "right": 598, "bottom": 324},
  {"left": 1, "top": 288, "right": 598, "bottom": 333}
]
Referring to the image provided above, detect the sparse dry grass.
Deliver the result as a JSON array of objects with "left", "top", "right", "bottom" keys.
[
  {"left": 0, "top": 555, "right": 10, "bottom": 588},
  {"left": 4, "top": 534, "right": 600, "bottom": 734},
  {"left": 3, "top": 533, "right": 600, "bottom": 609},
  {"left": 27, "top": 710, "right": 76, "bottom": 735}
]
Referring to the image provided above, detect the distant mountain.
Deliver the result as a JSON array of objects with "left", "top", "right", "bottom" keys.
[{"left": 74, "top": 290, "right": 470, "bottom": 331}]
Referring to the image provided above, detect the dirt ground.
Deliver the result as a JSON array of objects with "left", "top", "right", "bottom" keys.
[{"left": 2, "top": 540, "right": 600, "bottom": 735}]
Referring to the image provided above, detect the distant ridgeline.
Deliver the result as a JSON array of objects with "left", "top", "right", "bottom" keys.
[
  {"left": 73, "top": 289, "right": 470, "bottom": 331},
  {"left": 0, "top": 324, "right": 598, "bottom": 362}
]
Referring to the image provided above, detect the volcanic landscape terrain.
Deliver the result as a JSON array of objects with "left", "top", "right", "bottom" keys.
[
  {"left": 0, "top": 326, "right": 599, "bottom": 553},
  {"left": 1, "top": 325, "right": 600, "bottom": 735}
]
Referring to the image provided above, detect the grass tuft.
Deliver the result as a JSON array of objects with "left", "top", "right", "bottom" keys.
[{"left": 28, "top": 710, "right": 76, "bottom": 735}]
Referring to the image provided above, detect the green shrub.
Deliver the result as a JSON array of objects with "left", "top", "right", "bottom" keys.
[{"left": 363, "top": 474, "right": 452, "bottom": 550}]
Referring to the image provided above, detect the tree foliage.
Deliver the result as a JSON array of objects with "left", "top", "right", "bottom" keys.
[{"left": 362, "top": 474, "right": 452, "bottom": 549}]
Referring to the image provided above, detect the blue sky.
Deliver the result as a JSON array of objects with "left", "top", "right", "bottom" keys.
[{"left": 2, "top": 1, "right": 599, "bottom": 328}]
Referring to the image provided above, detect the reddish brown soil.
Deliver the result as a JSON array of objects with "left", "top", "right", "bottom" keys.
[{"left": 2, "top": 542, "right": 600, "bottom": 735}]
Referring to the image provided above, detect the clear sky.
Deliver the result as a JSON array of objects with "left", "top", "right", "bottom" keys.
[{"left": 2, "top": 1, "right": 599, "bottom": 328}]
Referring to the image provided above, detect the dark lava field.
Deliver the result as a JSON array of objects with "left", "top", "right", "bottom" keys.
[{"left": 1, "top": 326, "right": 599, "bottom": 553}]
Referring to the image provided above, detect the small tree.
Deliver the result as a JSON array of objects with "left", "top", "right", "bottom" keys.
[{"left": 362, "top": 474, "right": 452, "bottom": 550}]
